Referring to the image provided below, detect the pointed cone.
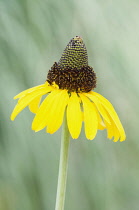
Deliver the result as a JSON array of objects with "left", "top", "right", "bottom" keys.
[{"left": 58, "top": 36, "right": 88, "bottom": 69}]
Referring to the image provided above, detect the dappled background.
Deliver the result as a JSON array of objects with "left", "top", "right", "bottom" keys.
[{"left": 0, "top": 0, "right": 139, "bottom": 209}]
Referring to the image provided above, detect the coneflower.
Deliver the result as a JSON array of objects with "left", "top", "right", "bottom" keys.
[{"left": 11, "top": 36, "right": 126, "bottom": 210}]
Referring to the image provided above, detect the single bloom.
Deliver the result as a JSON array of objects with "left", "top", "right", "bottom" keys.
[{"left": 11, "top": 36, "right": 126, "bottom": 141}]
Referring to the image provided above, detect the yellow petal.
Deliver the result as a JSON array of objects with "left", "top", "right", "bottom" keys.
[
  {"left": 29, "top": 96, "right": 42, "bottom": 113},
  {"left": 46, "top": 90, "right": 69, "bottom": 134},
  {"left": 11, "top": 86, "right": 52, "bottom": 121},
  {"left": 104, "top": 110, "right": 120, "bottom": 142},
  {"left": 67, "top": 92, "right": 82, "bottom": 139},
  {"left": 84, "top": 92, "right": 111, "bottom": 124},
  {"left": 104, "top": 118, "right": 114, "bottom": 140},
  {"left": 32, "top": 90, "right": 60, "bottom": 131},
  {"left": 113, "top": 124, "right": 120, "bottom": 142},
  {"left": 97, "top": 113, "right": 106, "bottom": 130},
  {"left": 84, "top": 94, "right": 106, "bottom": 130},
  {"left": 80, "top": 94, "right": 98, "bottom": 140},
  {"left": 94, "top": 92, "right": 126, "bottom": 141},
  {"left": 14, "top": 82, "right": 49, "bottom": 99}
]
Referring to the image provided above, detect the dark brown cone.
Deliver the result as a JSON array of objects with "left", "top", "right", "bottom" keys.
[{"left": 47, "top": 62, "right": 97, "bottom": 93}]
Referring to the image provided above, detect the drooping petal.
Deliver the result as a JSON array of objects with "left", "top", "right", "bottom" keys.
[
  {"left": 104, "top": 110, "right": 120, "bottom": 142},
  {"left": 84, "top": 94, "right": 106, "bottom": 130},
  {"left": 32, "top": 90, "right": 60, "bottom": 131},
  {"left": 29, "top": 96, "right": 42, "bottom": 113},
  {"left": 84, "top": 92, "right": 111, "bottom": 124},
  {"left": 46, "top": 90, "right": 69, "bottom": 134},
  {"left": 97, "top": 112, "right": 106, "bottom": 130},
  {"left": 67, "top": 92, "right": 82, "bottom": 139},
  {"left": 113, "top": 123, "right": 120, "bottom": 142},
  {"left": 80, "top": 94, "right": 98, "bottom": 140},
  {"left": 11, "top": 86, "right": 52, "bottom": 121},
  {"left": 94, "top": 92, "right": 126, "bottom": 141},
  {"left": 104, "top": 118, "right": 114, "bottom": 139},
  {"left": 14, "top": 82, "right": 49, "bottom": 99}
]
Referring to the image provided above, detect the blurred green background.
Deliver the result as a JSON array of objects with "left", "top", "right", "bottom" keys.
[{"left": 0, "top": 0, "right": 139, "bottom": 209}]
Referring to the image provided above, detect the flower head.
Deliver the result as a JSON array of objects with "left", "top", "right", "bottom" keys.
[{"left": 11, "top": 36, "right": 126, "bottom": 141}]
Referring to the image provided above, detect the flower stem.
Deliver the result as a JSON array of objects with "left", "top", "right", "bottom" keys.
[{"left": 55, "top": 115, "right": 70, "bottom": 210}]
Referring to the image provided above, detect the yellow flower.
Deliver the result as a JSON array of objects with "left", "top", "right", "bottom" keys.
[{"left": 11, "top": 36, "right": 126, "bottom": 141}]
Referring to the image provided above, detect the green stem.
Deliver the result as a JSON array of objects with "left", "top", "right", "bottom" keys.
[{"left": 55, "top": 115, "right": 70, "bottom": 210}]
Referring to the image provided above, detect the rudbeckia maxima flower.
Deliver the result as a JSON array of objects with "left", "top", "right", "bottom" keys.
[{"left": 11, "top": 36, "right": 126, "bottom": 141}]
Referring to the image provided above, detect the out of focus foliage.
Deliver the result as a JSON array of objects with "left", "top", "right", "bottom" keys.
[{"left": 0, "top": 0, "right": 139, "bottom": 209}]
